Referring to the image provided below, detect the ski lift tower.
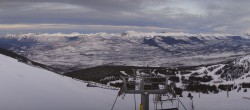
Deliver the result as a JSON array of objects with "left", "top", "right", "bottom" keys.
[{"left": 120, "top": 68, "right": 175, "bottom": 110}]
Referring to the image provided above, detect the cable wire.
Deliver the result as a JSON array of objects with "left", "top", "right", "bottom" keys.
[
  {"left": 134, "top": 93, "right": 137, "bottom": 110},
  {"left": 176, "top": 96, "right": 188, "bottom": 110},
  {"left": 111, "top": 93, "right": 119, "bottom": 110},
  {"left": 169, "top": 87, "right": 188, "bottom": 110}
]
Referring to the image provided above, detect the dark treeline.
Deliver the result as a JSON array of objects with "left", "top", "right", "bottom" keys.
[{"left": 241, "top": 82, "right": 250, "bottom": 88}]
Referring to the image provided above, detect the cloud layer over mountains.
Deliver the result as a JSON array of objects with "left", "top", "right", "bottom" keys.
[{"left": 0, "top": 0, "right": 250, "bottom": 33}]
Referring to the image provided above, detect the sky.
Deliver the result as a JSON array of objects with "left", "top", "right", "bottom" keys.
[{"left": 0, "top": 0, "right": 249, "bottom": 34}]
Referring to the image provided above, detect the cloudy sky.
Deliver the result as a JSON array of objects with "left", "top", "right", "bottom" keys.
[{"left": 0, "top": 0, "right": 249, "bottom": 33}]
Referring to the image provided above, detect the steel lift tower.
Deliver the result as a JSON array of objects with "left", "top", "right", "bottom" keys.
[{"left": 119, "top": 68, "right": 176, "bottom": 110}]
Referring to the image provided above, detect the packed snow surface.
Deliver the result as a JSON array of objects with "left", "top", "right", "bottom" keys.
[{"left": 0, "top": 54, "right": 139, "bottom": 110}]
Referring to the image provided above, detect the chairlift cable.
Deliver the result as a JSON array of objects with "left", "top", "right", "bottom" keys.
[
  {"left": 176, "top": 96, "right": 188, "bottom": 110},
  {"left": 134, "top": 92, "right": 136, "bottom": 110},
  {"left": 153, "top": 94, "right": 156, "bottom": 110},
  {"left": 161, "top": 102, "right": 163, "bottom": 110},
  {"left": 111, "top": 93, "right": 119, "bottom": 110},
  {"left": 170, "top": 86, "right": 188, "bottom": 110}
]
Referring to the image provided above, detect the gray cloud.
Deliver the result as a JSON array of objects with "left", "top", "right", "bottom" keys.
[{"left": 0, "top": 0, "right": 249, "bottom": 33}]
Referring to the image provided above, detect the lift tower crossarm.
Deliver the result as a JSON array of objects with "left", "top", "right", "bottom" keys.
[{"left": 120, "top": 75, "right": 173, "bottom": 110}]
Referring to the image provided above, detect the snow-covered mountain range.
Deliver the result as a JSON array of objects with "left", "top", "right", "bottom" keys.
[{"left": 1, "top": 31, "right": 250, "bottom": 72}]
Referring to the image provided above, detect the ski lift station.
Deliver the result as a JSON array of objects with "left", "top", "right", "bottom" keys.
[{"left": 110, "top": 68, "right": 189, "bottom": 110}]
